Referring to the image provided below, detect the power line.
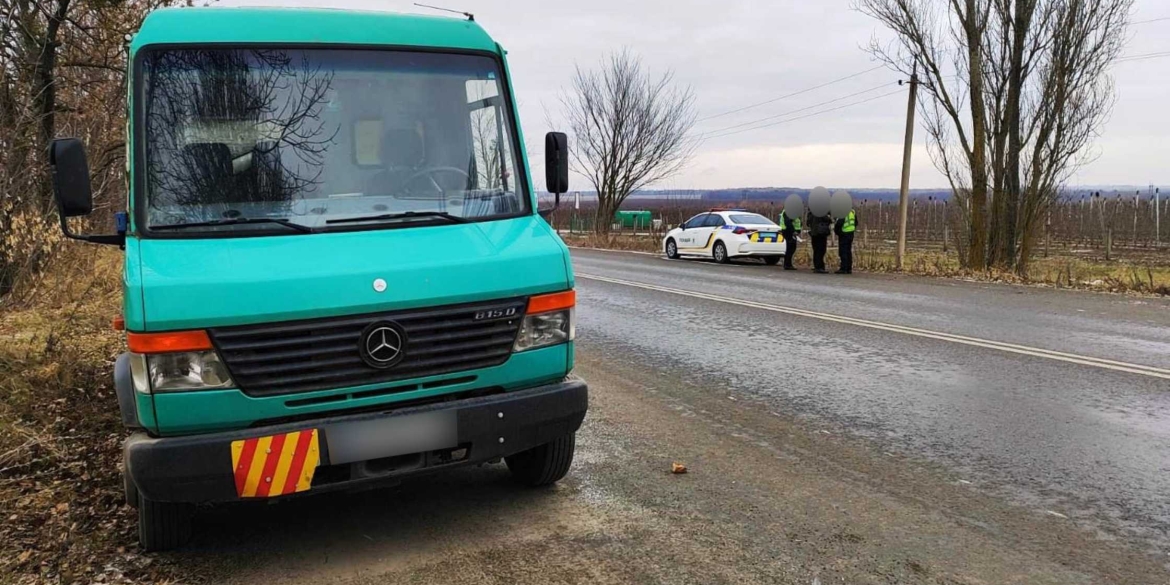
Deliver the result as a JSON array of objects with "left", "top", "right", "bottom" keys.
[
  {"left": 697, "top": 82, "right": 894, "bottom": 137},
  {"left": 695, "top": 65, "right": 886, "bottom": 122},
  {"left": 702, "top": 88, "right": 905, "bottom": 140},
  {"left": 1132, "top": 16, "right": 1170, "bottom": 25},
  {"left": 1116, "top": 51, "right": 1170, "bottom": 63}
]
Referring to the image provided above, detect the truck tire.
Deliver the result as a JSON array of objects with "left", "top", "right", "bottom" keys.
[
  {"left": 505, "top": 433, "right": 576, "bottom": 487},
  {"left": 138, "top": 495, "right": 193, "bottom": 551},
  {"left": 123, "top": 470, "right": 139, "bottom": 508}
]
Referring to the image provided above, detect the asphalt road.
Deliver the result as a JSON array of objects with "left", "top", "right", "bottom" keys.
[
  {"left": 180, "top": 248, "right": 1170, "bottom": 584},
  {"left": 571, "top": 248, "right": 1170, "bottom": 551}
]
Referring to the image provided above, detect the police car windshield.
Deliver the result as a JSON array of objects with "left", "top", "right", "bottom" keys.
[{"left": 729, "top": 213, "right": 774, "bottom": 225}]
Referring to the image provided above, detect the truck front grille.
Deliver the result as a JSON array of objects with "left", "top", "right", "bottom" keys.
[{"left": 209, "top": 298, "right": 527, "bottom": 397}]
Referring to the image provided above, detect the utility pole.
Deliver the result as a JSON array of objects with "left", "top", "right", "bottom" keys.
[
  {"left": 1155, "top": 185, "right": 1161, "bottom": 248},
  {"left": 896, "top": 68, "right": 919, "bottom": 270}
]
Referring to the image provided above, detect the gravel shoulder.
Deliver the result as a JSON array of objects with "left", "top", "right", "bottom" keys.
[{"left": 179, "top": 344, "right": 1167, "bottom": 585}]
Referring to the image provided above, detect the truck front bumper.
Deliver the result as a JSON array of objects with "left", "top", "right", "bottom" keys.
[{"left": 125, "top": 378, "right": 588, "bottom": 503}]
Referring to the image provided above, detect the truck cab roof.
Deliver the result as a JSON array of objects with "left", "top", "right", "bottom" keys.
[{"left": 131, "top": 7, "right": 499, "bottom": 54}]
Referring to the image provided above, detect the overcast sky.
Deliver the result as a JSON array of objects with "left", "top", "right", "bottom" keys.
[{"left": 219, "top": 0, "right": 1168, "bottom": 190}]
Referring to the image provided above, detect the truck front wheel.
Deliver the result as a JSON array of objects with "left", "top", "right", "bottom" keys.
[
  {"left": 505, "top": 433, "right": 576, "bottom": 486},
  {"left": 138, "top": 495, "right": 193, "bottom": 551}
]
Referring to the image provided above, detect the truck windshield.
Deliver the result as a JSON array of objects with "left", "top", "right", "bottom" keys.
[{"left": 139, "top": 48, "right": 527, "bottom": 234}]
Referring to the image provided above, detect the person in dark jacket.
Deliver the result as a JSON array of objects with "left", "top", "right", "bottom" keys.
[
  {"left": 778, "top": 209, "right": 801, "bottom": 270},
  {"left": 806, "top": 211, "right": 833, "bottom": 273},
  {"left": 834, "top": 209, "right": 857, "bottom": 274}
]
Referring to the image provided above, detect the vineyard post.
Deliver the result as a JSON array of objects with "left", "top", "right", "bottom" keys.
[{"left": 1133, "top": 191, "right": 1139, "bottom": 248}]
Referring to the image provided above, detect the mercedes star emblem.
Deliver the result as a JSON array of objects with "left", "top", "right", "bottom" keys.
[{"left": 359, "top": 322, "right": 407, "bottom": 369}]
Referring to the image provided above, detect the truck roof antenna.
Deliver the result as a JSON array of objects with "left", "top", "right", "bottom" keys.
[{"left": 413, "top": 3, "right": 474, "bottom": 21}]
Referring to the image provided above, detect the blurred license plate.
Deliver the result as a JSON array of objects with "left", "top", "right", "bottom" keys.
[
  {"left": 324, "top": 410, "right": 457, "bottom": 465},
  {"left": 759, "top": 232, "right": 777, "bottom": 239}
]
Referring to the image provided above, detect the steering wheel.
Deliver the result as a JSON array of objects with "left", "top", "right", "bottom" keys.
[{"left": 403, "top": 166, "right": 471, "bottom": 195}]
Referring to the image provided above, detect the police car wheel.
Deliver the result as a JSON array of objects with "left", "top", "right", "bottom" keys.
[
  {"left": 763, "top": 255, "right": 781, "bottom": 266},
  {"left": 713, "top": 241, "right": 730, "bottom": 264},
  {"left": 665, "top": 239, "right": 679, "bottom": 259}
]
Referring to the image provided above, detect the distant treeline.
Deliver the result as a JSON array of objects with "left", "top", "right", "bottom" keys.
[
  {"left": 558, "top": 188, "right": 952, "bottom": 203},
  {"left": 692, "top": 188, "right": 951, "bottom": 204},
  {"left": 552, "top": 186, "right": 1166, "bottom": 206}
]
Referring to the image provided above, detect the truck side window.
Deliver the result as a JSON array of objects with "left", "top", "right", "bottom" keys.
[{"left": 467, "top": 81, "right": 512, "bottom": 191}]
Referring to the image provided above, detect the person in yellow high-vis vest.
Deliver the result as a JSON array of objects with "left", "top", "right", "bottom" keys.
[{"left": 834, "top": 209, "right": 857, "bottom": 274}]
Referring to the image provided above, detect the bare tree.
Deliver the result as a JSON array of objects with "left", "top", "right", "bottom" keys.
[
  {"left": 560, "top": 50, "right": 695, "bottom": 235},
  {"left": 1, "top": 0, "right": 165, "bottom": 295},
  {"left": 856, "top": 0, "right": 1130, "bottom": 273}
]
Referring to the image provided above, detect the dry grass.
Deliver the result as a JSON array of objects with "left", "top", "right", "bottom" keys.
[
  {"left": 562, "top": 234, "right": 1170, "bottom": 295},
  {"left": 0, "top": 247, "right": 186, "bottom": 584},
  {"left": 852, "top": 245, "right": 1170, "bottom": 295},
  {"left": 563, "top": 233, "right": 664, "bottom": 253}
]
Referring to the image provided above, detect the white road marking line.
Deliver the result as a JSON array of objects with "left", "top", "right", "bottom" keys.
[{"left": 576, "top": 273, "right": 1170, "bottom": 381}]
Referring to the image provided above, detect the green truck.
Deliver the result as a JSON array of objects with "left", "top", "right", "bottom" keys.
[{"left": 48, "top": 7, "right": 587, "bottom": 550}]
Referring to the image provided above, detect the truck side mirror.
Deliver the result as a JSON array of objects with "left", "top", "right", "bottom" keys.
[
  {"left": 539, "top": 131, "right": 569, "bottom": 218},
  {"left": 49, "top": 138, "right": 125, "bottom": 247},
  {"left": 50, "top": 138, "right": 94, "bottom": 218}
]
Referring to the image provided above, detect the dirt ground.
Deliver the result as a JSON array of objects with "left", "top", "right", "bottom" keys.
[
  {"left": 129, "top": 347, "right": 1168, "bottom": 585},
  {"left": 4, "top": 249, "right": 1167, "bottom": 584}
]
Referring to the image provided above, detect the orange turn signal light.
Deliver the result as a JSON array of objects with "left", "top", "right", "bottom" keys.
[
  {"left": 527, "top": 290, "right": 576, "bottom": 314},
  {"left": 127, "top": 330, "right": 213, "bottom": 354}
]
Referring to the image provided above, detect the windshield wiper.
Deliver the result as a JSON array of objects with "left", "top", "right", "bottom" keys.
[
  {"left": 326, "top": 211, "right": 470, "bottom": 225},
  {"left": 151, "top": 217, "right": 315, "bottom": 233}
]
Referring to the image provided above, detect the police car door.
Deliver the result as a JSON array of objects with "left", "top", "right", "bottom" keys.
[
  {"left": 697, "top": 213, "right": 726, "bottom": 255},
  {"left": 677, "top": 213, "right": 710, "bottom": 250}
]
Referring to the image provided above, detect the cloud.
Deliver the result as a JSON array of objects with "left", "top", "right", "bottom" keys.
[
  {"left": 689, "top": 142, "right": 941, "bottom": 189},
  {"left": 207, "top": 0, "right": 1170, "bottom": 188}
]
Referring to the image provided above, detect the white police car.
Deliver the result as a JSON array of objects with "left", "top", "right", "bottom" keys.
[{"left": 663, "top": 210, "right": 785, "bottom": 264}]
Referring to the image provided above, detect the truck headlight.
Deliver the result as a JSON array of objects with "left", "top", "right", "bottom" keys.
[
  {"left": 514, "top": 308, "right": 575, "bottom": 352},
  {"left": 514, "top": 290, "right": 576, "bottom": 352},
  {"left": 146, "top": 351, "right": 235, "bottom": 392},
  {"left": 126, "top": 329, "right": 234, "bottom": 392}
]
